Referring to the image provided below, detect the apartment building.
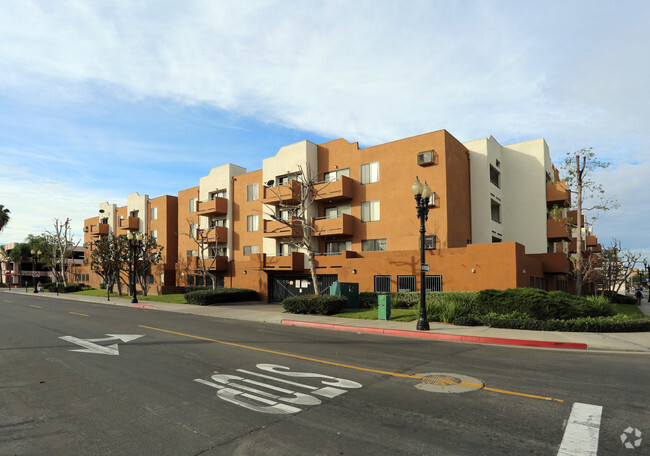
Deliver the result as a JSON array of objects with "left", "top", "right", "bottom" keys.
[
  {"left": 81, "top": 193, "right": 178, "bottom": 293},
  {"left": 80, "top": 128, "right": 600, "bottom": 301}
]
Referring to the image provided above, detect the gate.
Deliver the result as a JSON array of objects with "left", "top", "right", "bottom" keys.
[{"left": 269, "top": 274, "right": 338, "bottom": 302}]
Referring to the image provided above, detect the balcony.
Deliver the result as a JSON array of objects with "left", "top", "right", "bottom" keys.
[
  {"left": 546, "top": 181, "right": 571, "bottom": 208},
  {"left": 546, "top": 218, "right": 571, "bottom": 241},
  {"left": 196, "top": 197, "right": 228, "bottom": 217},
  {"left": 118, "top": 217, "right": 139, "bottom": 231},
  {"left": 261, "top": 180, "right": 301, "bottom": 205},
  {"left": 254, "top": 252, "right": 305, "bottom": 271},
  {"left": 568, "top": 237, "right": 600, "bottom": 253},
  {"left": 264, "top": 217, "right": 303, "bottom": 238},
  {"left": 90, "top": 223, "right": 109, "bottom": 237},
  {"left": 586, "top": 235, "right": 598, "bottom": 247},
  {"left": 590, "top": 243, "right": 602, "bottom": 253},
  {"left": 315, "top": 250, "right": 357, "bottom": 268},
  {"left": 184, "top": 255, "right": 228, "bottom": 272},
  {"left": 566, "top": 210, "right": 585, "bottom": 227},
  {"left": 530, "top": 252, "right": 570, "bottom": 275},
  {"left": 312, "top": 213, "right": 354, "bottom": 237},
  {"left": 313, "top": 175, "right": 354, "bottom": 203},
  {"left": 196, "top": 226, "right": 228, "bottom": 243}
]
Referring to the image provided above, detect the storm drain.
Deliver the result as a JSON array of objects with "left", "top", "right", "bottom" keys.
[{"left": 415, "top": 372, "right": 484, "bottom": 394}]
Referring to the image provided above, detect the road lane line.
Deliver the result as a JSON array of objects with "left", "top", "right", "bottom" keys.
[
  {"left": 557, "top": 402, "right": 602, "bottom": 455},
  {"left": 140, "top": 324, "right": 564, "bottom": 403},
  {"left": 69, "top": 312, "right": 90, "bottom": 317},
  {"left": 29, "top": 305, "right": 42, "bottom": 308}
]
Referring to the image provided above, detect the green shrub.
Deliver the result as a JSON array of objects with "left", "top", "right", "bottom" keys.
[
  {"left": 390, "top": 292, "right": 420, "bottom": 309},
  {"left": 283, "top": 295, "right": 347, "bottom": 315},
  {"left": 422, "top": 291, "right": 478, "bottom": 323},
  {"left": 580, "top": 295, "right": 616, "bottom": 317},
  {"left": 601, "top": 290, "right": 636, "bottom": 304},
  {"left": 184, "top": 288, "right": 258, "bottom": 305},
  {"left": 456, "top": 313, "right": 650, "bottom": 332},
  {"left": 359, "top": 292, "right": 378, "bottom": 308},
  {"left": 46, "top": 283, "right": 82, "bottom": 293},
  {"left": 185, "top": 286, "right": 210, "bottom": 293}
]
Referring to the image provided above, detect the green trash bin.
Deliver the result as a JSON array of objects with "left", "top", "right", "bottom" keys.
[{"left": 378, "top": 294, "right": 391, "bottom": 320}]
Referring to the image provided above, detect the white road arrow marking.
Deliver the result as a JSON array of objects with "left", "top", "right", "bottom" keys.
[{"left": 59, "top": 334, "right": 143, "bottom": 355}]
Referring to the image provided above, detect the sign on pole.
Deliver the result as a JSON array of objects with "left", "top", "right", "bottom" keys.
[
  {"left": 32, "top": 271, "right": 40, "bottom": 278},
  {"left": 421, "top": 264, "right": 430, "bottom": 272}
]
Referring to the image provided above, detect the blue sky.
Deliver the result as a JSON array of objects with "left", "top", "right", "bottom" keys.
[{"left": 1, "top": 0, "right": 649, "bottom": 262}]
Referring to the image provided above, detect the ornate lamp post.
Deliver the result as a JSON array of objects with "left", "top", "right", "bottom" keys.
[
  {"left": 30, "top": 249, "right": 42, "bottom": 293},
  {"left": 643, "top": 258, "right": 650, "bottom": 302},
  {"left": 126, "top": 231, "right": 143, "bottom": 303},
  {"left": 412, "top": 177, "right": 433, "bottom": 331}
]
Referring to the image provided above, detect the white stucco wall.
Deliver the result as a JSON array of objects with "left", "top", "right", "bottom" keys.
[
  {"left": 261, "top": 141, "right": 318, "bottom": 267},
  {"left": 98, "top": 202, "right": 117, "bottom": 234},
  {"left": 127, "top": 192, "right": 149, "bottom": 235},
  {"left": 198, "top": 163, "right": 246, "bottom": 259}
]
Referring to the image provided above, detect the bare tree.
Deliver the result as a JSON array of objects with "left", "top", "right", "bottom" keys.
[
  {"left": 45, "top": 218, "right": 79, "bottom": 287},
  {"left": 599, "top": 239, "right": 642, "bottom": 295},
  {"left": 561, "top": 148, "right": 618, "bottom": 295},
  {"left": 185, "top": 219, "right": 220, "bottom": 289},
  {"left": 132, "top": 233, "right": 164, "bottom": 296},
  {"left": 263, "top": 165, "right": 332, "bottom": 295}
]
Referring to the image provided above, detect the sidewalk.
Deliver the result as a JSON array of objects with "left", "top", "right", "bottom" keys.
[{"left": 6, "top": 289, "right": 650, "bottom": 353}]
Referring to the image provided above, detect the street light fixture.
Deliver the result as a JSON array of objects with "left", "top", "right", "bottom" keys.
[
  {"left": 126, "top": 231, "right": 143, "bottom": 303},
  {"left": 30, "top": 249, "right": 42, "bottom": 293},
  {"left": 412, "top": 177, "right": 433, "bottom": 331}
]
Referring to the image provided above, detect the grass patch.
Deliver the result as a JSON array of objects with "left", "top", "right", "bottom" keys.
[
  {"left": 613, "top": 303, "right": 646, "bottom": 317},
  {"left": 334, "top": 308, "right": 418, "bottom": 322},
  {"left": 66, "top": 289, "right": 187, "bottom": 304}
]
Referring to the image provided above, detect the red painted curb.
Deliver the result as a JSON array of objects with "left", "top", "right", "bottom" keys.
[
  {"left": 133, "top": 304, "right": 154, "bottom": 309},
  {"left": 281, "top": 320, "right": 588, "bottom": 350}
]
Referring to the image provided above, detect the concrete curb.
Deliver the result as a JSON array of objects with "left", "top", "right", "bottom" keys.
[{"left": 281, "top": 320, "right": 589, "bottom": 350}]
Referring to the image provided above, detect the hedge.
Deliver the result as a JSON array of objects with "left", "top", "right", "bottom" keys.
[
  {"left": 46, "top": 283, "right": 82, "bottom": 293},
  {"left": 451, "top": 313, "right": 650, "bottom": 332},
  {"left": 283, "top": 295, "right": 347, "bottom": 315},
  {"left": 184, "top": 288, "right": 258, "bottom": 305}
]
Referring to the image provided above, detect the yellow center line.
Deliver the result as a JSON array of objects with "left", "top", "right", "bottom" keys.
[
  {"left": 139, "top": 324, "right": 564, "bottom": 403},
  {"left": 69, "top": 312, "right": 90, "bottom": 317},
  {"left": 29, "top": 305, "right": 42, "bottom": 308}
]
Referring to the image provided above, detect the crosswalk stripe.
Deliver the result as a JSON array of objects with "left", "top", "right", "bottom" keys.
[{"left": 558, "top": 402, "right": 603, "bottom": 456}]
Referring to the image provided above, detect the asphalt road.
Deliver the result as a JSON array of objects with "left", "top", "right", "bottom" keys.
[{"left": 1, "top": 292, "right": 648, "bottom": 455}]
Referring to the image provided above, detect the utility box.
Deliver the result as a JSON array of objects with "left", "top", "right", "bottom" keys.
[
  {"left": 378, "top": 294, "right": 391, "bottom": 320},
  {"left": 329, "top": 282, "right": 360, "bottom": 308}
]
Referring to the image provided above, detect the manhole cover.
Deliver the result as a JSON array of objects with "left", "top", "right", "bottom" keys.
[{"left": 414, "top": 372, "right": 484, "bottom": 394}]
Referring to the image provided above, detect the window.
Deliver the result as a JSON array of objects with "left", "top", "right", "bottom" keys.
[
  {"left": 490, "top": 165, "right": 500, "bottom": 188},
  {"left": 397, "top": 275, "right": 416, "bottom": 292},
  {"left": 325, "top": 204, "right": 351, "bottom": 219},
  {"left": 361, "top": 200, "right": 380, "bottom": 222},
  {"left": 216, "top": 246, "right": 227, "bottom": 257},
  {"left": 130, "top": 210, "right": 139, "bottom": 218},
  {"left": 323, "top": 168, "right": 350, "bottom": 182},
  {"left": 243, "top": 245, "right": 259, "bottom": 256},
  {"left": 425, "top": 275, "right": 443, "bottom": 292},
  {"left": 247, "top": 214, "right": 259, "bottom": 232},
  {"left": 189, "top": 198, "right": 197, "bottom": 213},
  {"left": 277, "top": 173, "right": 299, "bottom": 185},
  {"left": 210, "top": 189, "right": 226, "bottom": 200},
  {"left": 362, "top": 238, "right": 387, "bottom": 252},
  {"left": 279, "top": 209, "right": 293, "bottom": 221},
  {"left": 279, "top": 243, "right": 298, "bottom": 256},
  {"left": 425, "top": 235, "right": 436, "bottom": 250},
  {"left": 210, "top": 218, "right": 227, "bottom": 227},
  {"left": 150, "top": 230, "right": 157, "bottom": 241},
  {"left": 189, "top": 224, "right": 197, "bottom": 239},
  {"left": 186, "top": 249, "right": 198, "bottom": 257},
  {"left": 374, "top": 276, "right": 391, "bottom": 293},
  {"left": 150, "top": 207, "right": 158, "bottom": 220},
  {"left": 360, "top": 162, "right": 379, "bottom": 184},
  {"left": 148, "top": 275, "right": 154, "bottom": 285},
  {"left": 492, "top": 236, "right": 502, "bottom": 243},
  {"left": 491, "top": 199, "right": 501, "bottom": 223},
  {"left": 326, "top": 241, "right": 351, "bottom": 255},
  {"left": 247, "top": 183, "right": 259, "bottom": 201}
]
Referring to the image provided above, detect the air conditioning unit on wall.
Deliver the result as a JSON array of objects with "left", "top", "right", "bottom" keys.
[{"left": 417, "top": 150, "right": 436, "bottom": 166}]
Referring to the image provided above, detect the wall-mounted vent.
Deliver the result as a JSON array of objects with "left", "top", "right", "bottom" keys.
[{"left": 417, "top": 150, "right": 436, "bottom": 166}]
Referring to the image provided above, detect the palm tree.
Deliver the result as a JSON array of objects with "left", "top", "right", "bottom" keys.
[{"left": 0, "top": 205, "right": 10, "bottom": 231}]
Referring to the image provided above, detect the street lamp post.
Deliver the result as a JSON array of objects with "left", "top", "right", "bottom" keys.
[
  {"left": 30, "top": 249, "right": 41, "bottom": 293},
  {"left": 126, "top": 231, "right": 143, "bottom": 303},
  {"left": 643, "top": 258, "right": 650, "bottom": 302},
  {"left": 412, "top": 177, "right": 433, "bottom": 331}
]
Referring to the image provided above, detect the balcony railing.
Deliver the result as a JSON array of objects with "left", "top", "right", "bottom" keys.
[
  {"left": 312, "top": 213, "right": 354, "bottom": 237},
  {"left": 566, "top": 210, "right": 585, "bottom": 227},
  {"left": 315, "top": 250, "right": 356, "bottom": 268},
  {"left": 313, "top": 175, "right": 354, "bottom": 202},
  {"left": 196, "top": 226, "right": 228, "bottom": 243},
  {"left": 183, "top": 255, "right": 228, "bottom": 272},
  {"left": 90, "top": 223, "right": 109, "bottom": 236},
  {"left": 546, "top": 218, "right": 571, "bottom": 241},
  {"left": 196, "top": 197, "right": 228, "bottom": 217},
  {"left": 546, "top": 181, "right": 571, "bottom": 208},
  {"left": 261, "top": 180, "right": 301, "bottom": 205},
  {"left": 263, "top": 217, "right": 303, "bottom": 238},
  {"left": 118, "top": 217, "right": 139, "bottom": 231},
  {"left": 253, "top": 252, "right": 305, "bottom": 271}
]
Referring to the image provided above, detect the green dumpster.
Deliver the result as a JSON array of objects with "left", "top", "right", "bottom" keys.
[{"left": 378, "top": 294, "right": 391, "bottom": 320}]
